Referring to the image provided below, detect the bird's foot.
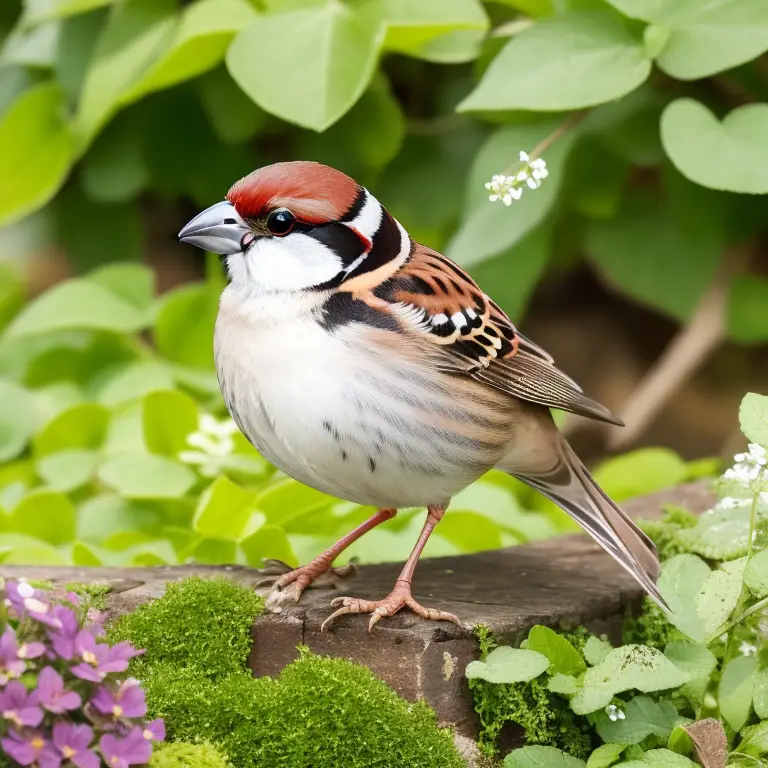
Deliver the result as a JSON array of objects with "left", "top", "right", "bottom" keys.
[
  {"left": 320, "top": 580, "right": 462, "bottom": 634},
  {"left": 257, "top": 558, "right": 357, "bottom": 611}
]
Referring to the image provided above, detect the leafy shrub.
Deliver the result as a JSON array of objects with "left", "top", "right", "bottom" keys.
[
  {"left": 150, "top": 741, "right": 229, "bottom": 768},
  {"left": 468, "top": 392, "right": 768, "bottom": 768},
  {"left": 0, "top": 579, "right": 163, "bottom": 766},
  {"left": 111, "top": 577, "right": 464, "bottom": 768}
]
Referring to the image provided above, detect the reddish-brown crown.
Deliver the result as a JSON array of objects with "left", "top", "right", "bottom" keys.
[{"left": 226, "top": 161, "right": 360, "bottom": 224}]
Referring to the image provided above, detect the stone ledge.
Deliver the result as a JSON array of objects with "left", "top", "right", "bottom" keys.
[{"left": 0, "top": 481, "right": 714, "bottom": 741}]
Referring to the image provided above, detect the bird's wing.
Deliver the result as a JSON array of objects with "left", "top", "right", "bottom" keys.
[{"left": 374, "top": 244, "right": 623, "bottom": 426}]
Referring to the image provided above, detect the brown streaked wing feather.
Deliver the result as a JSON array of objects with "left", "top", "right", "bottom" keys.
[{"left": 382, "top": 245, "right": 622, "bottom": 427}]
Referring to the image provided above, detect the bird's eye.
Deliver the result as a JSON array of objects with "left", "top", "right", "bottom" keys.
[{"left": 266, "top": 208, "right": 296, "bottom": 237}]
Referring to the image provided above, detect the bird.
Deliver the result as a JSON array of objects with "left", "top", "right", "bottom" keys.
[{"left": 178, "top": 160, "right": 666, "bottom": 633}]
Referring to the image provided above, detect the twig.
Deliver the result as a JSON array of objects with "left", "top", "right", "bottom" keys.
[{"left": 604, "top": 243, "right": 752, "bottom": 451}]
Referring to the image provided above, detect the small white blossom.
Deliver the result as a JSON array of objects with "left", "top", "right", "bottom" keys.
[
  {"left": 485, "top": 153, "right": 548, "bottom": 205},
  {"left": 605, "top": 704, "right": 625, "bottom": 722},
  {"left": 17, "top": 581, "right": 35, "bottom": 599},
  {"left": 740, "top": 641, "right": 757, "bottom": 656},
  {"left": 179, "top": 413, "right": 239, "bottom": 477},
  {"left": 722, "top": 443, "right": 767, "bottom": 493}
]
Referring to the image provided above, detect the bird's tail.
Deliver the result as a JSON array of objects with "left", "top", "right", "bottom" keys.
[{"left": 511, "top": 435, "right": 668, "bottom": 610}]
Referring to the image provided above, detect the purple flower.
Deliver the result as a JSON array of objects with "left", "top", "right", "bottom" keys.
[
  {"left": 99, "top": 727, "right": 152, "bottom": 768},
  {"left": 48, "top": 606, "right": 80, "bottom": 660},
  {"left": 1, "top": 728, "right": 49, "bottom": 766},
  {"left": 37, "top": 666, "right": 82, "bottom": 714},
  {"left": 40, "top": 723, "right": 99, "bottom": 768},
  {"left": 71, "top": 632, "right": 142, "bottom": 682},
  {"left": 143, "top": 719, "right": 165, "bottom": 742},
  {"left": 0, "top": 681, "right": 43, "bottom": 728},
  {"left": 0, "top": 627, "right": 26, "bottom": 683},
  {"left": 91, "top": 679, "right": 146, "bottom": 719}
]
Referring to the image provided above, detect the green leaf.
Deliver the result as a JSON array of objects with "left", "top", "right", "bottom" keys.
[
  {"left": 36, "top": 449, "right": 99, "bottom": 492},
  {"left": 728, "top": 276, "right": 768, "bottom": 344},
  {"left": 587, "top": 744, "right": 626, "bottom": 768},
  {"left": 584, "top": 636, "right": 613, "bottom": 666},
  {"left": 459, "top": 11, "right": 650, "bottom": 113},
  {"left": 193, "top": 476, "right": 264, "bottom": 541},
  {"left": 5, "top": 279, "right": 149, "bottom": 338},
  {"left": 125, "top": 0, "right": 256, "bottom": 101},
  {"left": 97, "top": 453, "right": 196, "bottom": 499},
  {"left": 719, "top": 654, "right": 757, "bottom": 732},
  {"left": 153, "top": 283, "right": 218, "bottom": 370},
  {"left": 465, "top": 646, "right": 550, "bottom": 684},
  {"left": 753, "top": 668, "right": 768, "bottom": 720},
  {"left": 595, "top": 696, "right": 680, "bottom": 745},
  {"left": 198, "top": 66, "right": 266, "bottom": 145},
  {"left": 525, "top": 625, "right": 586, "bottom": 676},
  {"left": 744, "top": 549, "right": 768, "bottom": 598},
  {"left": 34, "top": 403, "right": 110, "bottom": 457},
  {"left": 548, "top": 673, "right": 579, "bottom": 695},
  {"left": 657, "top": 554, "right": 710, "bottom": 642},
  {"left": 77, "top": 493, "right": 162, "bottom": 543},
  {"left": 739, "top": 393, "right": 768, "bottom": 446},
  {"left": 593, "top": 448, "right": 688, "bottom": 504},
  {"left": 253, "top": 480, "right": 334, "bottom": 528},
  {"left": 735, "top": 720, "right": 768, "bottom": 758},
  {"left": 22, "top": 0, "right": 115, "bottom": 25},
  {"left": 241, "top": 524, "right": 297, "bottom": 568},
  {"left": 75, "top": 0, "right": 177, "bottom": 147},
  {"left": 581, "top": 645, "right": 689, "bottom": 698},
  {"left": 606, "top": 0, "right": 768, "bottom": 80},
  {"left": 586, "top": 181, "right": 725, "bottom": 322},
  {"left": 694, "top": 566, "right": 742, "bottom": 637},
  {"left": 228, "top": 3, "right": 385, "bottom": 131},
  {"left": 0, "top": 379, "right": 35, "bottom": 462},
  {"left": 664, "top": 641, "right": 717, "bottom": 711},
  {"left": 382, "top": 0, "right": 487, "bottom": 61},
  {"left": 72, "top": 541, "right": 103, "bottom": 566},
  {"left": 0, "top": 82, "right": 75, "bottom": 227},
  {"left": 447, "top": 119, "right": 576, "bottom": 266},
  {"left": 0, "top": 264, "right": 25, "bottom": 334},
  {"left": 142, "top": 390, "right": 199, "bottom": 457},
  {"left": 98, "top": 362, "right": 175, "bottom": 407},
  {"left": 616, "top": 748, "right": 697, "bottom": 768},
  {"left": 661, "top": 100, "right": 768, "bottom": 195},
  {"left": 87, "top": 263, "right": 155, "bottom": 313},
  {"left": 9, "top": 489, "right": 76, "bottom": 545},
  {"left": 505, "top": 746, "right": 586, "bottom": 768}
]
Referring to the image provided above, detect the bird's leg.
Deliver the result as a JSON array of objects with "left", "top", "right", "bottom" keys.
[
  {"left": 321, "top": 505, "right": 461, "bottom": 633},
  {"left": 260, "top": 508, "right": 397, "bottom": 609}
]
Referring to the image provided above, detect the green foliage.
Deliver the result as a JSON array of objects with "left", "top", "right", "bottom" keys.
[
  {"left": 109, "top": 576, "right": 264, "bottom": 680},
  {"left": 150, "top": 742, "right": 230, "bottom": 768},
  {"left": 474, "top": 392, "right": 768, "bottom": 766},
  {"left": 115, "top": 577, "right": 463, "bottom": 768}
]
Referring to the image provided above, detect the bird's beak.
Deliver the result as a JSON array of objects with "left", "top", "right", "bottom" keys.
[{"left": 178, "top": 200, "right": 248, "bottom": 255}]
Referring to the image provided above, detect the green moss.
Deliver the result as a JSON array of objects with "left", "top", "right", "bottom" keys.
[
  {"left": 115, "top": 578, "right": 463, "bottom": 768},
  {"left": 108, "top": 577, "right": 264, "bottom": 680},
  {"left": 622, "top": 597, "right": 685, "bottom": 649},
  {"left": 150, "top": 742, "right": 229, "bottom": 767},
  {"left": 64, "top": 582, "right": 111, "bottom": 610},
  {"left": 638, "top": 505, "right": 697, "bottom": 560},
  {"left": 470, "top": 675, "right": 592, "bottom": 759}
]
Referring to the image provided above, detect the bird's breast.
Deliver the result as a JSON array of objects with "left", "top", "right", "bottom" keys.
[{"left": 213, "top": 289, "right": 515, "bottom": 507}]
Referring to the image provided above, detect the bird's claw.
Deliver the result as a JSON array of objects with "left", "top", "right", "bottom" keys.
[
  {"left": 259, "top": 559, "right": 358, "bottom": 611},
  {"left": 320, "top": 586, "right": 461, "bottom": 634}
]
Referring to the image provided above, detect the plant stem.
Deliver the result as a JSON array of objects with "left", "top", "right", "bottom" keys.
[{"left": 710, "top": 595, "right": 768, "bottom": 646}]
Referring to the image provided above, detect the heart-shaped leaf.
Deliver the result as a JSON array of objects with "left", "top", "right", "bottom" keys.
[
  {"left": 465, "top": 646, "right": 550, "bottom": 684},
  {"left": 227, "top": 4, "right": 385, "bottom": 131},
  {"left": 459, "top": 11, "right": 651, "bottom": 112},
  {"left": 661, "top": 99, "right": 768, "bottom": 194},
  {"left": 0, "top": 82, "right": 75, "bottom": 227},
  {"left": 740, "top": 393, "right": 768, "bottom": 447},
  {"left": 606, "top": 0, "right": 768, "bottom": 80}
]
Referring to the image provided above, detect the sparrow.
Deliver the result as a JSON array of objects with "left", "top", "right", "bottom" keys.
[{"left": 178, "top": 160, "right": 666, "bottom": 632}]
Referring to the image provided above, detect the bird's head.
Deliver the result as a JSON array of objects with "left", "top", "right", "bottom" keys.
[{"left": 178, "top": 161, "right": 411, "bottom": 295}]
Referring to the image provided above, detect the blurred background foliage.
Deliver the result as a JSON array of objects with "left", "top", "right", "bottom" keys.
[{"left": 0, "top": 0, "right": 766, "bottom": 567}]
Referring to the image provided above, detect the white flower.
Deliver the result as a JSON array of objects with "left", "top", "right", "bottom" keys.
[
  {"left": 17, "top": 581, "right": 35, "bottom": 599},
  {"left": 484, "top": 152, "right": 548, "bottom": 206},
  {"left": 530, "top": 158, "right": 549, "bottom": 180},
  {"left": 519, "top": 151, "right": 530, "bottom": 163},
  {"left": 605, "top": 704, "right": 625, "bottom": 722},
  {"left": 179, "top": 412, "right": 239, "bottom": 477},
  {"left": 739, "top": 641, "right": 757, "bottom": 656},
  {"left": 722, "top": 443, "right": 767, "bottom": 492}
]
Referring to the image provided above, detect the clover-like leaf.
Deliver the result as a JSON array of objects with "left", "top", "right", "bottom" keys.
[
  {"left": 719, "top": 655, "right": 757, "bottom": 732},
  {"left": 9, "top": 490, "right": 77, "bottom": 546},
  {"left": 740, "top": 393, "right": 768, "bottom": 447},
  {"left": 504, "top": 745, "right": 586, "bottom": 768},
  {"left": 586, "top": 744, "right": 626, "bottom": 768},
  {"left": 193, "top": 476, "right": 264, "bottom": 542},
  {"left": 664, "top": 641, "right": 717, "bottom": 712},
  {"left": 525, "top": 625, "right": 586, "bottom": 676},
  {"left": 548, "top": 673, "right": 579, "bottom": 695},
  {"left": 661, "top": 100, "right": 768, "bottom": 195},
  {"left": 0, "top": 379, "right": 35, "bottom": 463},
  {"left": 657, "top": 554, "right": 710, "bottom": 642},
  {"left": 695, "top": 566, "right": 743, "bottom": 638},
  {"left": 466, "top": 646, "right": 550, "bottom": 684},
  {"left": 616, "top": 748, "right": 697, "bottom": 768},
  {"left": 33, "top": 403, "right": 110, "bottom": 458},
  {"left": 143, "top": 390, "right": 199, "bottom": 457},
  {"left": 584, "top": 636, "right": 613, "bottom": 666},
  {"left": 459, "top": 11, "right": 650, "bottom": 113},
  {"left": 594, "top": 696, "right": 681, "bottom": 745},
  {"left": 97, "top": 453, "right": 196, "bottom": 499},
  {"left": 227, "top": 3, "right": 385, "bottom": 131},
  {"left": 680, "top": 504, "right": 752, "bottom": 562}
]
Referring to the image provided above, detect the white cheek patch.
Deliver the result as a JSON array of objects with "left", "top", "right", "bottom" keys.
[
  {"left": 345, "top": 190, "right": 382, "bottom": 242},
  {"left": 244, "top": 233, "right": 343, "bottom": 292}
]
